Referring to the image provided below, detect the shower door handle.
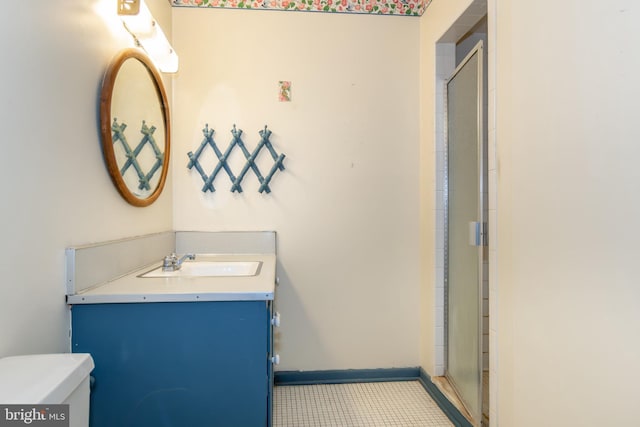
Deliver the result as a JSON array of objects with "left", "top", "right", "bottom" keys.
[{"left": 469, "top": 221, "right": 487, "bottom": 246}]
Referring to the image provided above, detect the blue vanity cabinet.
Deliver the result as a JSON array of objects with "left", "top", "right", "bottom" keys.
[{"left": 71, "top": 300, "right": 274, "bottom": 427}]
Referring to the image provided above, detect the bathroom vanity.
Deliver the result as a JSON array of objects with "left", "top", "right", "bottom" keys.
[{"left": 66, "top": 232, "right": 278, "bottom": 427}]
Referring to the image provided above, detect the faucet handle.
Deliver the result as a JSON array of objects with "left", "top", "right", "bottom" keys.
[{"left": 162, "top": 254, "right": 177, "bottom": 269}]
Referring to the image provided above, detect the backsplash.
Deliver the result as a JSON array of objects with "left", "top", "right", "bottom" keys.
[
  {"left": 65, "top": 232, "right": 174, "bottom": 295},
  {"left": 65, "top": 231, "right": 276, "bottom": 295}
]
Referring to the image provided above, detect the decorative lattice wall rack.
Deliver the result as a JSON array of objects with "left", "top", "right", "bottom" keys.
[
  {"left": 112, "top": 118, "right": 164, "bottom": 191},
  {"left": 187, "top": 124, "right": 286, "bottom": 193}
]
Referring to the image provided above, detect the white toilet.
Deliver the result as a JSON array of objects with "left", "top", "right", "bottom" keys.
[{"left": 0, "top": 353, "right": 94, "bottom": 427}]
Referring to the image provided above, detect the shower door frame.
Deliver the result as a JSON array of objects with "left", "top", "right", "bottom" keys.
[{"left": 443, "top": 40, "right": 485, "bottom": 427}]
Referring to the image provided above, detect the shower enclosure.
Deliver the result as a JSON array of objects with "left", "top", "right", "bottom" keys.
[{"left": 445, "top": 41, "right": 486, "bottom": 427}]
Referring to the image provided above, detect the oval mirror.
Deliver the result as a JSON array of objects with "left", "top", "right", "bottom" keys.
[{"left": 100, "top": 48, "right": 170, "bottom": 207}]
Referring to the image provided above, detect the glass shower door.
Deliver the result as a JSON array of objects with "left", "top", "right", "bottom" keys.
[{"left": 445, "top": 42, "right": 484, "bottom": 426}]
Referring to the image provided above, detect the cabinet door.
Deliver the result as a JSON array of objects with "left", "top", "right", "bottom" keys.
[
  {"left": 72, "top": 301, "right": 268, "bottom": 427},
  {"left": 267, "top": 301, "right": 274, "bottom": 427}
]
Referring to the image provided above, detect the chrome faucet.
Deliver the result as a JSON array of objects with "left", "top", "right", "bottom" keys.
[{"left": 162, "top": 253, "right": 196, "bottom": 271}]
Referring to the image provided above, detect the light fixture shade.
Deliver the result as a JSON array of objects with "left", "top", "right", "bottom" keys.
[{"left": 117, "top": 0, "right": 179, "bottom": 73}]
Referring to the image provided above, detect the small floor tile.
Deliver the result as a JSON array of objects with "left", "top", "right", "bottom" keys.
[{"left": 274, "top": 381, "right": 454, "bottom": 427}]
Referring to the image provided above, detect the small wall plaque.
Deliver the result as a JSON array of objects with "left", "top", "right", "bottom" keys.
[{"left": 278, "top": 81, "right": 291, "bottom": 102}]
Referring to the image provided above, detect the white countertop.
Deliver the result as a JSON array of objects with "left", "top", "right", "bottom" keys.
[{"left": 66, "top": 253, "right": 276, "bottom": 304}]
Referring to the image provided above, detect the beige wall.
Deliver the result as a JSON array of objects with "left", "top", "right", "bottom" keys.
[
  {"left": 172, "top": 8, "right": 421, "bottom": 371},
  {"left": 0, "top": 0, "right": 173, "bottom": 358},
  {"left": 494, "top": 1, "right": 640, "bottom": 425}
]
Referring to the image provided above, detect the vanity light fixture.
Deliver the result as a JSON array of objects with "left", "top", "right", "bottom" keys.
[{"left": 117, "top": 0, "right": 179, "bottom": 73}]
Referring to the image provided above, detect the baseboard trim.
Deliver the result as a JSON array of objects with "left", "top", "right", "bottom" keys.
[
  {"left": 418, "top": 368, "right": 473, "bottom": 427},
  {"left": 274, "top": 367, "right": 420, "bottom": 385}
]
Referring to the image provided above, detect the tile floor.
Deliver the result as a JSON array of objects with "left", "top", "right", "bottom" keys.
[{"left": 273, "top": 381, "right": 454, "bottom": 427}]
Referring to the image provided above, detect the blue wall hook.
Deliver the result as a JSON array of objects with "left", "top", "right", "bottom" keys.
[
  {"left": 186, "top": 124, "right": 216, "bottom": 192},
  {"left": 232, "top": 125, "right": 269, "bottom": 193},
  {"left": 112, "top": 118, "right": 166, "bottom": 191},
  {"left": 187, "top": 124, "right": 243, "bottom": 193},
  {"left": 139, "top": 121, "right": 164, "bottom": 189},
  {"left": 258, "top": 125, "right": 286, "bottom": 194},
  {"left": 187, "top": 124, "right": 286, "bottom": 194}
]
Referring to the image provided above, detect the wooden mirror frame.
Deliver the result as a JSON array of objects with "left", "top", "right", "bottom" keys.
[{"left": 100, "top": 48, "right": 171, "bottom": 207}]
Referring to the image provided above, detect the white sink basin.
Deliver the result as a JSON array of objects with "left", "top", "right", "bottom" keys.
[{"left": 140, "top": 261, "right": 262, "bottom": 278}]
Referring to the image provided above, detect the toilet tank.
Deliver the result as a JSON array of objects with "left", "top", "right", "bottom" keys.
[{"left": 0, "top": 353, "right": 94, "bottom": 427}]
